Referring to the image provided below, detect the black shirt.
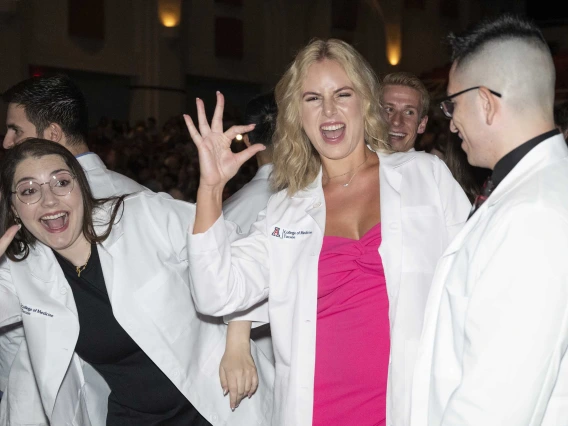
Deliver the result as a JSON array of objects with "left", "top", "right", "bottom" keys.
[{"left": 54, "top": 245, "right": 211, "bottom": 426}]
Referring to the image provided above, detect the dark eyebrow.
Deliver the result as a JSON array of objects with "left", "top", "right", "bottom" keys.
[
  {"left": 15, "top": 169, "right": 70, "bottom": 186},
  {"left": 6, "top": 124, "right": 21, "bottom": 131}
]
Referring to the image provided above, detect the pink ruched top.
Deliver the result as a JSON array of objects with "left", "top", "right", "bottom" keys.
[{"left": 312, "top": 222, "right": 389, "bottom": 426}]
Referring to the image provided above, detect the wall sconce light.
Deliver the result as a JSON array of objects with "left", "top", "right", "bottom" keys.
[
  {"left": 385, "top": 23, "right": 402, "bottom": 66},
  {"left": 158, "top": 0, "right": 182, "bottom": 28}
]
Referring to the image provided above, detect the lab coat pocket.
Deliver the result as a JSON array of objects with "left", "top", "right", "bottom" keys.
[
  {"left": 134, "top": 268, "right": 193, "bottom": 343},
  {"left": 446, "top": 290, "right": 470, "bottom": 358}
]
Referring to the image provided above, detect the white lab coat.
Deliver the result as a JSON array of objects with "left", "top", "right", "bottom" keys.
[
  {"left": 0, "top": 152, "right": 147, "bottom": 425},
  {"left": 188, "top": 150, "right": 471, "bottom": 426},
  {"left": 411, "top": 134, "right": 568, "bottom": 426},
  {"left": 0, "top": 192, "right": 273, "bottom": 426},
  {"left": 223, "top": 164, "right": 274, "bottom": 234},
  {"left": 77, "top": 152, "right": 149, "bottom": 198},
  {"left": 223, "top": 164, "right": 275, "bottom": 364}
]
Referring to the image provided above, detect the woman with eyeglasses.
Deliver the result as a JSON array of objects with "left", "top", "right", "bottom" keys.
[{"left": 0, "top": 139, "right": 273, "bottom": 426}]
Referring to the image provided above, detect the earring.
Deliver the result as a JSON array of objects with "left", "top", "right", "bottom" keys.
[{"left": 14, "top": 216, "right": 21, "bottom": 225}]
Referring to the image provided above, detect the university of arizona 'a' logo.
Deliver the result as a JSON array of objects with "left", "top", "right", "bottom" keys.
[{"left": 272, "top": 227, "right": 281, "bottom": 237}]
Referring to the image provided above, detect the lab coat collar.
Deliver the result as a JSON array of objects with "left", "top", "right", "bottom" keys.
[
  {"left": 24, "top": 200, "right": 122, "bottom": 298},
  {"left": 378, "top": 149, "right": 418, "bottom": 194},
  {"left": 442, "top": 134, "right": 568, "bottom": 258},
  {"left": 252, "top": 163, "right": 273, "bottom": 181},
  {"left": 292, "top": 149, "right": 414, "bottom": 199},
  {"left": 486, "top": 134, "right": 567, "bottom": 207},
  {"left": 93, "top": 199, "right": 125, "bottom": 249}
]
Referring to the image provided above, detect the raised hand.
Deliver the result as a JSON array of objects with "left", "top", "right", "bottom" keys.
[
  {"left": 184, "top": 92, "right": 266, "bottom": 189},
  {"left": 0, "top": 225, "right": 20, "bottom": 258}
]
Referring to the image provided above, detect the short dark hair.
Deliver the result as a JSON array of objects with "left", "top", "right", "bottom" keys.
[
  {"left": 554, "top": 101, "right": 568, "bottom": 134},
  {"left": 2, "top": 75, "right": 89, "bottom": 146},
  {"left": 244, "top": 92, "right": 278, "bottom": 146},
  {"left": 448, "top": 14, "right": 547, "bottom": 64},
  {"left": 0, "top": 139, "right": 124, "bottom": 261}
]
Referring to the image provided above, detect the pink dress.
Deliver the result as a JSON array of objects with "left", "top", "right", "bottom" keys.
[{"left": 312, "top": 222, "right": 390, "bottom": 426}]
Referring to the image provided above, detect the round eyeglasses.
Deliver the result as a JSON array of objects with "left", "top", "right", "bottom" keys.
[
  {"left": 11, "top": 172, "right": 76, "bottom": 205},
  {"left": 439, "top": 86, "right": 502, "bottom": 119}
]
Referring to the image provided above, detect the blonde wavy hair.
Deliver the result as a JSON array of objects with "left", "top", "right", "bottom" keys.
[{"left": 271, "top": 38, "right": 390, "bottom": 195}]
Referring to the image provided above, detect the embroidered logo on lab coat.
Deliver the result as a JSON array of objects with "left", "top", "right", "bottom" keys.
[
  {"left": 21, "top": 304, "right": 54, "bottom": 318},
  {"left": 271, "top": 226, "right": 312, "bottom": 240}
]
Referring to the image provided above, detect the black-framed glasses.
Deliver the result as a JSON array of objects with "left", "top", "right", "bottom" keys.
[
  {"left": 439, "top": 86, "right": 502, "bottom": 119},
  {"left": 11, "top": 172, "right": 76, "bottom": 205}
]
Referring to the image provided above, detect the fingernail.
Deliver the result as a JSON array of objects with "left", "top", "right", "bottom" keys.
[
  {"left": 17, "top": 224, "right": 21, "bottom": 229},
  {"left": 231, "top": 407, "right": 235, "bottom": 412},
  {"left": 216, "top": 90, "right": 220, "bottom": 95},
  {"left": 223, "top": 389, "right": 228, "bottom": 396}
]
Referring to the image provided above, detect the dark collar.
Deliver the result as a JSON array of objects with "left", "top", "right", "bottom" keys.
[{"left": 492, "top": 129, "right": 559, "bottom": 187}]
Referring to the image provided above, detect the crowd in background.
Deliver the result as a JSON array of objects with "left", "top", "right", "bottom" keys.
[
  {"left": 86, "top": 115, "right": 258, "bottom": 203},
  {"left": 0, "top": 104, "right": 498, "bottom": 205}
]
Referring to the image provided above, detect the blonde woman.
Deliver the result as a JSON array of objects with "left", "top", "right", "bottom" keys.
[{"left": 186, "top": 39, "right": 471, "bottom": 426}]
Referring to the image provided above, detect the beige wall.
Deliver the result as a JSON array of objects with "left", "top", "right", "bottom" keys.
[
  {"left": 3, "top": 0, "right": 566, "bottom": 127},
  {"left": 184, "top": 0, "right": 266, "bottom": 84}
]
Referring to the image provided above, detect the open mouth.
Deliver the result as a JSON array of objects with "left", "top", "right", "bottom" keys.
[
  {"left": 40, "top": 211, "right": 69, "bottom": 232},
  {"left": 388, "top": 131, "right": 407, "bottom": 141},
  {"left": 320, "top": 123, "right": 346, "bottom": 143}
]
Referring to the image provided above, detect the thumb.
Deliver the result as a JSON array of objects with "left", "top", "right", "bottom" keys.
[
  {"left": 219, "top": 366, "right": 228, "bottom": 396},
  {"left": 234, "top": 144, "right": 266, "bottom": 167},
  {"left": 0, "top": 224, "right": 20, "bottom": 257}
]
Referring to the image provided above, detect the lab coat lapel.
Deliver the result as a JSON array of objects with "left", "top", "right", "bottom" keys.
[
  {"left": 377, "top": 150, "right": 408, "bottom": 304},
  {"left": 21, "top": 245, "right": 79, "bottom": 418},
  {"left": 94, "top": 203, "right": 124, "bottom": 303},
  {"left": 296, "top": 169, "right": 326, "bottom": 235}
]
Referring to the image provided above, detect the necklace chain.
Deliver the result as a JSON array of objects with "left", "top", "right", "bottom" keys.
[
  {"left": 76, "top": 246, "right": 92, "bottom": 277},
  {"left": 323, "top": 152, "right": 369, "bottom": 187}
]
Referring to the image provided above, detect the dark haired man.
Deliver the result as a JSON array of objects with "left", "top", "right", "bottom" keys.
[
  {"left": 1, "top": 75, "right": 147, "bottom": 424},
  {"left": 411, "top": 15, "right": 568, "bottom": 426},
  {"left": 2, "top": 75, "right": 144, "bottom": 197}
]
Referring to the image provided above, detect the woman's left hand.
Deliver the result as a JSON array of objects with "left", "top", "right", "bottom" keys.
[{"left": 219, "top": 339, "right": 259, "bottom": 410}]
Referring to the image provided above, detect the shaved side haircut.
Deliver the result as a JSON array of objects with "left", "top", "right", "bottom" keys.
[{"left": 447, "top": 15, "right": 555, "bottom": 118}]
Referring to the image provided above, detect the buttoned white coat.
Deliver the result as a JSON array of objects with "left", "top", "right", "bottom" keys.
[
  {"left": 188, "top": 150, "right": 471, "bottom": 426},
  {"left": 411, "top": 134, "right": 568, "bottom": 426},
  {"left": 0, "top": 192, "right": 274, "bottom": 426}
]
